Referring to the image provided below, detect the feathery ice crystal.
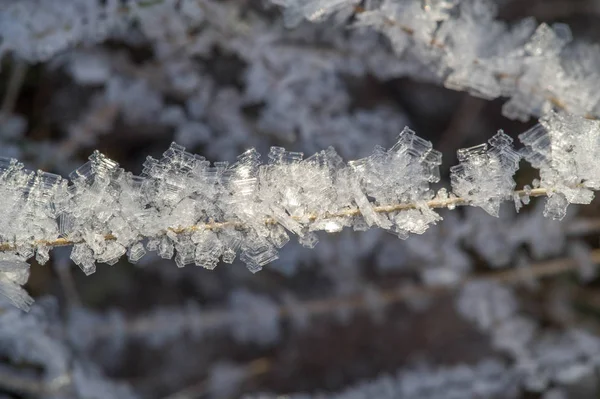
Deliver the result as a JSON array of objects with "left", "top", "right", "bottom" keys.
[
  {"left": 0, "top": 126, "right": 443, "bottom": 309},
  {"left": 2, "top": 110, "right": 600, "bottom": 310}
]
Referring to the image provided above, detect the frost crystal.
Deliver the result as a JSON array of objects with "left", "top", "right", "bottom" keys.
[
  {"left": 349, "top": 127, "right": 442, "bottom": 237},
  {"left": 450, "top": 131, "right": 520, "bottom": 216},
  {"left": 48, "top": 131, "right": 440, "bottom": 281},
  {"left": 245, "top": 359, "right": 517, "bottom": 399},
  {"left": 520, "top": 111, "right": 600, "bottom": 220}
]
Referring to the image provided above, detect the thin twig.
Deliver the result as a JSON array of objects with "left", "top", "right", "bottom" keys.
[{"left": 0, "top": 187, "right": 550, "bottom": 252}]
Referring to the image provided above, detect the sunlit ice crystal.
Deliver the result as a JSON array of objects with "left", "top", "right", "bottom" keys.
[
  {"left": 520, "top": 111, "right": 600, "bottom": 220},
  {"left": 348, "top": 127, "right": 442, "bottom": 232},
  {"left": 451, "top": 130, "right": 520, "bottom": 217},
  {"left": 1, "top": 122, "right": 448, "bottom": 301}
]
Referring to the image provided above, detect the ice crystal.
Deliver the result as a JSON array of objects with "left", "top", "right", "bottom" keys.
[
  {"left": 53, "top": 131, "right": 440, "bottom": 282},
  {"left": 450, "top": 131, "right": 520, "bottom": 216},
  {"left": 2, "top": 110, "right": 600, "bottom": 309},
  {"left": 520, "top": 111, "right": 600, "bottom": 220}
]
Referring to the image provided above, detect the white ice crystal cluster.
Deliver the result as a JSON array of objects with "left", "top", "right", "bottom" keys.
[
  {"left": 0, "top": 130, "right": 444, "bottom": 309},
  {"left": 450, "top": 131, "right": 521, "bottom": 217},
  {"left": 348, "top": 127, "right": 442, "bottom": 236},
  {"left": 519, "top": 111, "right": 600, "bottom": 220},
  {"left": 3, "top": 110, "right": 600, "bottom": 310},
  {"left": 0, "top": 158, "right": 69, "bottom": 309}
]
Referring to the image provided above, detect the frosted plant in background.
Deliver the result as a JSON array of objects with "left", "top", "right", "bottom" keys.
[
  {"left": 455, "top": 280, "right": 518, "bottom": 330},
  {"left": 245, "top": 359, "right": 519, "bottom": 399},
  {"left": 271, "top": 0, "right": 360, "bottom": 27},
  {"left": 229, "top": 289, "right": 281, "bottom": 346},
  {"left": 0, "top": 113, "right": 26, "bottom": 159},
  {"left": 252, "top": 288, "right": 600, "bottom": 398},
  {"left": 278, "top": 0, "right": 600, "bottom": 121},
  {"left": 455, "top": 278, "right": 600, "bottom": 394},
  {"left": 0, "top": 0, "right": 137, "bottom": 64},
  {"left": 4, "top": 0, "right": 600, "bottom": 124},
  {"left": 0, "top": 298, "right": 138, "bottom": 398},
  {"left": 1, "top": 125, "right": 445, "bottom": 300}
]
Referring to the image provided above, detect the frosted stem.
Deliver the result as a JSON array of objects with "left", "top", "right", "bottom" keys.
[{"left": 0, "top": 187, "right": 549, "bottom": 252}]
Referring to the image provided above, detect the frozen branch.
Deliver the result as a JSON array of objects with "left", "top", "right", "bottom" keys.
[{"left": 0, "top": 109, "right": 598, "bottom": 310}]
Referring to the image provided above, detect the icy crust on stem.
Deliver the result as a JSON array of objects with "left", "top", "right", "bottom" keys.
[
  {"left": 348, "top": 127, "right": 442, "bottom": 236},
  {"left": 0, "top": 111, "right": 597, "bottom": 310},
  {"left": 519, "top": 111, "right": 600, "bottom": 220},
  {"left": 450, "top": 131, "right": 521, "bottom": 217},
  {"left": 0, "top": 127, "right": 444, "bottom": 309},
  {"left": 61, "top": 131, "right": 443, "bottom": 274}
]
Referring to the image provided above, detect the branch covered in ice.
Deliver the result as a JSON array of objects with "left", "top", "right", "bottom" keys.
[
  {"left": 0, "top": 126, "right": 444, "bottom": 276},
  {"left": 1, "top": 111, "right": 599, "bottom": 310}
]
